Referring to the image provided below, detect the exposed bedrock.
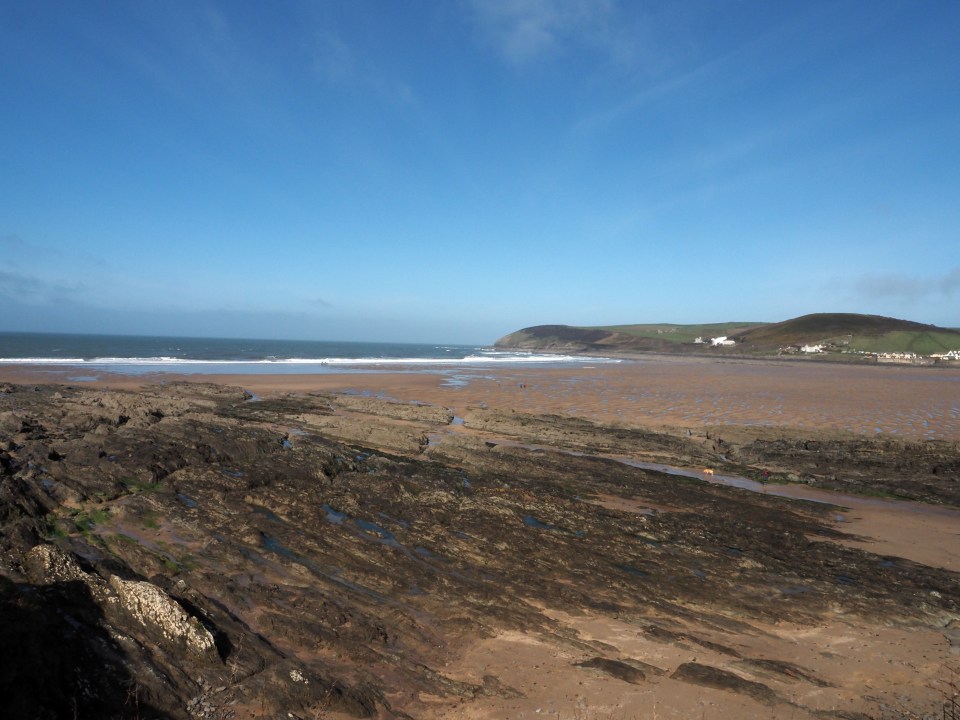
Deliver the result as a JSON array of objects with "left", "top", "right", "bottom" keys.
[{"left": 0, "top": 381, "right": 957, "bottom": 718}]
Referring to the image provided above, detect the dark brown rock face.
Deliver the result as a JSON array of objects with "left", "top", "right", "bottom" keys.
[
  {"left": 733, "top": 435, "right": 960, "bottom": 504},
  {"left": 672, "top": 662, "right": 778, "bottom": 705}
]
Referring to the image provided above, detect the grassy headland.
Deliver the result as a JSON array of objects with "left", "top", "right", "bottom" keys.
[{"left": 495, "top": 313, "right": 960, "bottom": 359}]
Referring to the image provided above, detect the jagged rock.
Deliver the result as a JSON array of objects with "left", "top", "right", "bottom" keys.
[
  {"left": 736, "top": 657, "right": 832, "bottom": 686},
  {"left": 576, "top": 657, "right": 646, "bottom": 684},
  {"left": 672, "top": 662, "right": 778, "bottom": 704},
  {"left": 25, "top": 544, "right": 88, "bottom": 583},
  {"left": 944, "top": 621, "right": 960, "bottom": 655},
  {"left": 108, "top": 575, "right": 216, "bottom": 655}
]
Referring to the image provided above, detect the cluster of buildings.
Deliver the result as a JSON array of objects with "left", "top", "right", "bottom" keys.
[
  {"left": 692, "top": 335, "right": 960, "bottom": 364},
  {"left": 779, "top": 343, "right": 834, "bottom": 354},
  {"left": 693, "top": 336, "right": 736, "bottom": 346},
  {"left": 931, "top": 349, "right": 960, "bottom": 360},
  {"left": 780, "top": 346, "right": 959, "bottom": 365}
]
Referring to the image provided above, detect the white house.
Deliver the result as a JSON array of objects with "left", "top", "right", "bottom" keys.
[{"left": 932, "top": 349, "right": 960, "bottom": 360}]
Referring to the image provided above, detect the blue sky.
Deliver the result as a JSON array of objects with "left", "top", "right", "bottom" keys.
[{"left": 2, "top": 0, "right": 958, "bottom": 343}]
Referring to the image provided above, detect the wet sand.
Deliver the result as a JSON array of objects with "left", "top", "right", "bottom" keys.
[
  {"left": 4, "top": 358, "right": 959, "bottom": 574},
  {"left": 230, "top": 358, "right": 960, "bottom": 441},
  {"left": 4, "top": 355, "right": 958, "bottom": 440}
]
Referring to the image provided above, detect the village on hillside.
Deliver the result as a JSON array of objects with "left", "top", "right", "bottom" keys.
[{"left": 693, "top": 335, "right": 960, "bottom": 365}]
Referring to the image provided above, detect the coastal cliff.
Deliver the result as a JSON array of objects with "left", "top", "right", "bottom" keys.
[{"left": 492, "top": 324, "right": 696, "bottom": 353}]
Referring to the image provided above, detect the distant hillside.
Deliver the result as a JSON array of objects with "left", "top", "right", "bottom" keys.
[
  {"left": 596, "top": 322, "right": 766, "bottom": 344},
  {"left": 494, "top": 314, "right": 960, "bottom": 357},
  {"left": 494, "top": 322, "right": 760, "bottom": 353},
  {"left": 494, "top": 324, "right": 696, "bottom": 353},
  {"left": 734, "top": 313, "right": 960, "bottom": 354}
]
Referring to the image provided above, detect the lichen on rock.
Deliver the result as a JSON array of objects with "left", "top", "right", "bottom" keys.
[{"left": 108, "top": 575, "right": 215, "bottom": 655}]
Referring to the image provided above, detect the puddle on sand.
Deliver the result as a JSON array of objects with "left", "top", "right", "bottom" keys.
[
  {"left": 523, "top": 515, "right": 555, "bottom": 530},
  {"left": 322, "top": 505, "right": 348, "bottom": 524},
  {"left": 523, "top": 515, "right": 584, "bottom": 537},
  {"left": 550, "top": 449, "right": 960, "bottom": 520},
  {"left": 441, "top": 375, "right": 470, "bottom": 389},
  {"left": 379, "top": 511, "right": 410, "bottom": 529},
  {"left": 355, "top": 518, "right": 401, "bottom": 547},
  {"left": 615, "top": 564, "right": 649, "bottom": 578},
  {"left": 176, "top": 493, "right": 198, "bottom": 508},
  {"left": 323, "top": 505, "right": 401, "bottom": 547}
]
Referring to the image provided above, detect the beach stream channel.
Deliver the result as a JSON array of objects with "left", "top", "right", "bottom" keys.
[{"left": 424, "top": 412, "right": 960, "bottom": 573}]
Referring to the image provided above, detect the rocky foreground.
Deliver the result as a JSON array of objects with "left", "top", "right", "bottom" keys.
[{"left": 1, "top": 381, "right": 958, "bottom": 719}]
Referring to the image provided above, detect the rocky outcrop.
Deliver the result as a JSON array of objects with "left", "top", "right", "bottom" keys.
[
  {"left": 672, "top": 662, "right": 778, "bottom": 705},
  {"left": 109, "top": 575, "right": 216, "bottom": 655},
  {"left": 576, "top": 657, "right": 646, "bottom": 684},
  {"left": 732, "top": 434, "right": 960, "bottom": 504},
  {"left": 494, "top": 324, "right": 618, "bottom": 352},
  {"left": 23, "top": 543, "right": 111, "bottom": 602}
]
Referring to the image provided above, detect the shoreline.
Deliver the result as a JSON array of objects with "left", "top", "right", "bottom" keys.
[
  {"left": 495, "top": 343, "right": 960, "bottom": 368},
  {"left": 4, "top": 353, "right": 958, "bottom": 442}
]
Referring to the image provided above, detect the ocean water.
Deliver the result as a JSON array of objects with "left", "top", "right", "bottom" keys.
[{"left": 0, "top": 332, "right": 617, "bottom": 375}]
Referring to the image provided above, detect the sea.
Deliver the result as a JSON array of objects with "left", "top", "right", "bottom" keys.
[{"left": 0, "top": 332, "right": 618, "bottom": 376}]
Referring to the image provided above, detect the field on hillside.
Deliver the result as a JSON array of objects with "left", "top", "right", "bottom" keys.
[
  {"left": 845, "top": 330, "right": 960, "bottom": 354},
  {"left": 595, "top": 322, "right": 765, "bottom": 344}
]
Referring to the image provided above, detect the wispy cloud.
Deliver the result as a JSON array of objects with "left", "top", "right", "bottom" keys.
[
  {"left": 304, "top": 28, "right": 416, "bottom": 106},
  {"left": 851, "top": 267, "right": 960, "bottom": 302},
  {"left": 0, "top": 233, "right": 108, "bottom": 268},
  {"left": 309, "top": 30, "right": 357, "bottom": 84},
  {"left": 0, "top": 234, "right": 52, "bottom": 258},
  {"left": 467, "top": 0, "right": 619, "bottom": 65},
  {"left": 0, "top": 269, "right": 87, "bottom": 304},
  {"left": 941, "top": 267, "right": 960, "bottom": 295}
]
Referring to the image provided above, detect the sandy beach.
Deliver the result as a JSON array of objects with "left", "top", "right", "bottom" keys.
[
  {"left": 1, "top": 356, "right": 958, "bottom": 719},
  {"left": 4, "top": 354, "right": 958, "bottom": 441}
]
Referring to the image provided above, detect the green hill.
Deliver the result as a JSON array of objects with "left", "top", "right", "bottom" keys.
[
  {"left": 495, "top": 313, "right": 960, "bottom": 357},
  {"left": 734, "top": 313, "right": 960, "bottom": 353},
  {"left": 595, "top": 322, "right": 765, "bottom": 344},
  {"left": 494, "top": 322, "right": 760, "bottom": 353}
]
